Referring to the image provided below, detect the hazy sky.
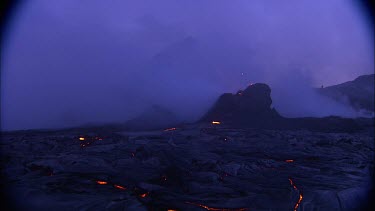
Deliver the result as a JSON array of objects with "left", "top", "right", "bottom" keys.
[{"left": 1, "top": 0, "right": 374, "bottom": 130}]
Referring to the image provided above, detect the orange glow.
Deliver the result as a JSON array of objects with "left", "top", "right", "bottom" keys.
[
  {"left": 294, "top": 193, "right": 303, "bottom": 211},
  {"left": 164, "top": 127, "right": 177, "bottom": 131},
  {"left": 289, "top": 178, "right": 303, "bottom": 211},
  {"left": 96, "top": 180, "right": 108, "bottom": 185},
  {"left": 79, "top": 137, "right": 85, "bottom": 141},
  {"left": 185, "top": 202, "right": 248, "bottom": 211},
  {"left": 212, "top": 121, "right": 221, "bottom": 125},
  {"left": 167, "top": 210, "right": 178, "bottom": 211},
  {"left": 285, "top": 159, "right": 294, "bottom": 163},
  {"left": 139, "top": 193, "right": 148, "bottom": 198},
  {"left": 288, "top": 178, "right": 297, "bottom": 190},
  {"left": 114, "top": 184, "right": 126, "bottom": 190}
]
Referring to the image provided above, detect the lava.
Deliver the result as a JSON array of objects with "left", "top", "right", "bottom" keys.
[
  {"left": 113, "top": 184, "right": 126, "bottom": 190},
  {"left": 78, "top": 135, "right": 104, "bottom": 148},
  {"left": 285, "top": 159, "right": 294, "bottom": 163},
  {"left": 294, "top": 194, "right": 303, "bottom": 211},
  {"left": 185, "top": 202, "right": 248, "bottom": 211},
  {"left": 212, "top": 121, "right": 221, "bottom": 125},
  {"left": 288, "top": 178, "right": 297, "bottom": 190},
  {"left": 96, "top": 180, "right": 108, "bottom": 185},
  {"left": 96, "top": 180, "right": 126, "bottom": 190},
  {"left": 164, "top": 127, "right": 177, "bottom": 131},
  {"left": 288, "top": 178, "right": 303, "bottom": 211},
  {"left": 139, "top": 193, "right": 148, "bottom": 198}
]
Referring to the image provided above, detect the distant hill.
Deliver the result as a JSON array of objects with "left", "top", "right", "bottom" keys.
[
  {"left": 123, "top": 105, "right": 180, "bottom": 131},
  {"left": 318, "top": 74, "right": 374, "bottom": 112}
]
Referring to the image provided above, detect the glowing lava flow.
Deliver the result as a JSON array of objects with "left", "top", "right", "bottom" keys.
[
  {"left": 113, "top": 184, "right": 126, "bottom": 190},
  {"left": 95, "top": 180, "right": 127, "bottom": 191},
  {"left": 164, "top": 127, "right": 177, "bottom": 131},
  {"left": 212, "top": 121, "right": 221, "bottom": 125},
  {"left": 285, "top": 159, "right": 294, "bottom": 163},
  {"left": 185, "top": 202, "right": 248, "bottom": 211},
  {"left": 288, "top": 178, "right": 303, "bottom": 211},
  {"left": 96, "top": 180, "right": 108, "bottom": 185},
  {"left": 139, "top": 193, "right": 148, "bottom": 198},
  {"left": 78, "top": 135, "right": 104, "bottom": 148}
]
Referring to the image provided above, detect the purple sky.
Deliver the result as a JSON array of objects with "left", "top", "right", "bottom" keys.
[{"left": 1, "top": 0, "right": 374, "bottom": 130}]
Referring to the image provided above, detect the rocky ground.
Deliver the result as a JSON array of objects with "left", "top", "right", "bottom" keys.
[{"left": 1, "top": 123, "right": 374, "bottom": 211}]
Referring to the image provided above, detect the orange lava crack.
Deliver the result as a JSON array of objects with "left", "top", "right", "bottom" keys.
[
  {"left": 288, "top": 178, "right": 303, "bottom": 211},
  {"left": 113, "top": 184, "right": 126, "bottom": 190},
  {"left": 185, "top": 201, "right": 248, "bottom": 211}
]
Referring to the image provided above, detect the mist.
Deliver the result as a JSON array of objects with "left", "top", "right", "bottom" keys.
[{"left": 1, "top": 0, "right": 374, "bottom": 131}]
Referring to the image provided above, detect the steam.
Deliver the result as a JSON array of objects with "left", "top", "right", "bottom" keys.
[{"left": 1, "top": 0, "right": 373, "bottom": 130}]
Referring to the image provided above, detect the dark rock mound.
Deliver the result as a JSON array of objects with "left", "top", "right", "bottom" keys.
[
  {"left": 200, "top": 83, "right": 281, "bottom": 126},
  {"left": 200, "top": 83, "right": 373, "bottom": 132}
]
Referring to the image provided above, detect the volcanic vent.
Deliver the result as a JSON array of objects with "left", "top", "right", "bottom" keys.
[
  {"left": 201, "top": 83, "right": 365, "bottom": 132},
  {"left": 201, "top": 83, "right": 281, "bottom": 126}
]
